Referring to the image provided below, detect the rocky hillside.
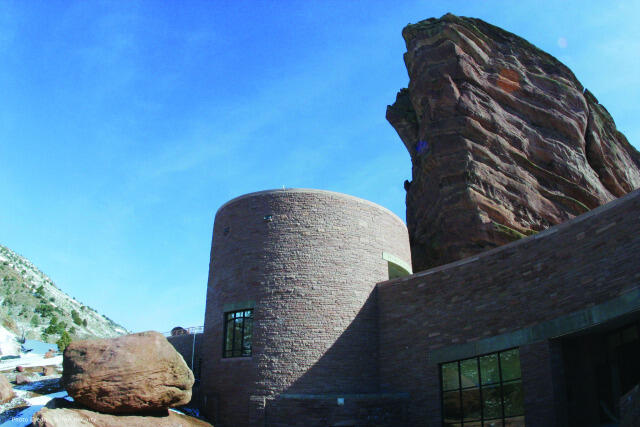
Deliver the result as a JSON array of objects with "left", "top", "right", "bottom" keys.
[
  {"left": 387, "top": 13, "right": 640, "bottom": 272},
  {"left": 0, "top": 244, "right": 127, "bottom": 347}
]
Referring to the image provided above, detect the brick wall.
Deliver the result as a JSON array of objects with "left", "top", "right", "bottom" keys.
[
  {"left": 378, "top": 189, "right": 640, "bottom": 426},
  {"left": 201, "top": 189, "right": 411, "bottom": 427},
  {"left": 264, "top": 394, "right": 409, "bottom": 427},
  {"left": 166, "top": 333, "right": 203, "bottom": 379},
  {"left": 519, "top": 341, "right": 567, "bottom": 426}
]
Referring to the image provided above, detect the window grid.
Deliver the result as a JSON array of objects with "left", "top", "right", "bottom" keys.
[
  {"left": 223, "top": 309, "right": 253, "bottom": 358},
  {"left": 440, "top": 348, "right": 525, "bottom": 426}
]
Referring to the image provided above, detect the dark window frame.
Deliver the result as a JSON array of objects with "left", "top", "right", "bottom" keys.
[
  {"left": 439, "top": 347, "right": 525, "bottom": 426},
  {"left": 222, "top": 309, "right": 253, "bottom": 358}
]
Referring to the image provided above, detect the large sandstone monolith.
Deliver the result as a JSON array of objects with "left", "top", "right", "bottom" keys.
[
  {"left": 387, "top": 13, "right": 640, "bottom": 272},
  {"left": 62, "top": 331, "right": 194, "bottom": 414},
  {"left": 0, "top": 374, "right": 15, "bottom": 403}
]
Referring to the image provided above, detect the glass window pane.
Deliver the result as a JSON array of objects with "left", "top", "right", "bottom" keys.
[
  {"left": 242, "top": 317, "right": 253, "bottom": 356},
  {"left": 440, "top": 349, "right": 525, "bottom": 426},
  {"left": 442, "top": 362, "right": 460, "bottom": 391},
  {"left": 223, "top": 309, "right": 253, "bottom": 357},
  {"left": 233, "top": 317, "right": 244, "bottom": 356},
  {"left": 502, "top": 381, "right": 524, "bottom": 417},
  {"left": 443, "top": 390, "right": 461, "bottom": 422},
  {"left": 480, "top": 353, "right": 500, "bottom": 385},
  {"left": 461, "top": 387, "right": 481, "bottom": 421},
  {"left": 460, "top": 358, "right": 479, "bottom": 388},
  {"left": 500, "top": 349, "right": 521, "bottom": 381},
  {"left": 224, "top": 319, "right": 234, "bottom": 355},
  {"left": 482, "top": 383, "right": 503, "bottom": 419}
]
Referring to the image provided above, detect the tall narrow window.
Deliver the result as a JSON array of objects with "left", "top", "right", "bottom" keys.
[
  {"left": 223, "top": 309, "right": 253, "bottom": 358},
  {"left": 440, "top": 348, "right": 524, "bottom": 426}
]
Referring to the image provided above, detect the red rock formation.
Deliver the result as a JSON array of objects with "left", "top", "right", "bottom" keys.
[
  {"left": 15, "top": 373, "right": 30, "bottom": 385},
  {"left": 62, "top": 331, "right": 194, "bottom": 414},
  {"left": 32, "top": 406, "right": 212, "bottom": 427},
  {"left": 387, "top": 13, "right": 640, "bottom": 271},
  {"left": 0, "top": 374, "right": 15, "bottom": 403}
]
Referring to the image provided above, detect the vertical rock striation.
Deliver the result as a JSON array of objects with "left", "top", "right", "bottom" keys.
[{"left": 387, "top": 13, "right": 640, "bottom": 272}]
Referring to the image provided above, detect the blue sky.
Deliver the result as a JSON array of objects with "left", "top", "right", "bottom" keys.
[{"left": 0, "top": 1, "right": 638, "bottom": 333}]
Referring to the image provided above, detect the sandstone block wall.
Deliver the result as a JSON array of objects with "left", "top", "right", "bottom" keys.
[
  {"left": 201, "top": 189, "right": 411, "bottom": 427},
  {"left": 166, "top": 333, "right": 203, "bottom": 380},
  {"left": 378, "top": 189, "right": 640, "bottom": 426},
  {"left": 264, "top": 394, "right": 409, "bottom": 427}
]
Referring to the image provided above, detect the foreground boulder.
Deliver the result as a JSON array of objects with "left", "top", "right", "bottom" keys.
[
  {"left": 387, "top": 13, "right": 640, "bottom": 271},
  {"left": 15, "top": 373, "right": 30, "bottom": 385},
  {"left": 32, "top": 407, "right": 212, "bottom": 427},
  {"left": 0, "top": 374, "right": 14, "bottom": 403},
  {"left": 62, "top": 331, "right": 194, "bottom": 414}
]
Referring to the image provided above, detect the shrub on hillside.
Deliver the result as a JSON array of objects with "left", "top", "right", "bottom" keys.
[
  {"left": 35, "top": 303, "right": 54, "bottom": 317},
  {"left": 35, "top": 285, "right": 45, "bottom": 298},
  {"left": 71, "top": 310, "right": 83, "bottom": 326},
  {"left": 57, "top": 331, "right": 71, "bottom": 352}
]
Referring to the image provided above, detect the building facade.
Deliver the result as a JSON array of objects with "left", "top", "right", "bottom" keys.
[
  {"left": 200, "top": 189, "right": 412, "bottom": 426},
  {"left": 173, "top": 188, "right": 640, "bottom": 426}
]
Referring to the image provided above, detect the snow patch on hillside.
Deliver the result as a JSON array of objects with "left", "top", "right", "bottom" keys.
[{"left": 0, "top": 325, "right": 19, "bottom": 356}]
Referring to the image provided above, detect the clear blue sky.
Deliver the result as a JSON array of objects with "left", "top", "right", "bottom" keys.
[{"left": 1, "top": 1, "right": 638, "bottom": 333}]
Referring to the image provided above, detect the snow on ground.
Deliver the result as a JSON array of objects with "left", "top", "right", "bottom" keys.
[
  {"left": 0, "top": 330, "right": 67, "bottom": 427},
  {"left": 0, "top": 326, "right": 19, "bottom": 357},
  {"left": 0, "top": 387, "right": 70, "bottom": 427},
  {"left": 22, "top": 339, "right": 57, "bottom": 355},
  {"left": 0, "top": 405, "right": 44, "bottom": 427},
  {"left": 24, "top": 390, "right": 69, "bottom": 406},
  {"left": 0, "top": 353, "right": 61, "bottom": 372}
]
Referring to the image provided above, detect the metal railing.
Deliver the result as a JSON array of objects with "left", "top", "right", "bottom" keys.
[{"left": 163, "top": 325, "right": 204, "bottom": 337}]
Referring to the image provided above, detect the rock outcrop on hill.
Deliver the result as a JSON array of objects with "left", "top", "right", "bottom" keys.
[
  {"left": 0, "top": 244, "right": 127, "bottom": 343},
  {"left": 62, "top": 331, "right": 194, "bottom": 414},
  {"left": 387, "top": 14, "right": 640, "bottom": 272}
]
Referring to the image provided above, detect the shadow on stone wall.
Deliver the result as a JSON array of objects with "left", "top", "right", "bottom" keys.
[{"left": 260, "top": 290, "right": 409, "bottom": 427}]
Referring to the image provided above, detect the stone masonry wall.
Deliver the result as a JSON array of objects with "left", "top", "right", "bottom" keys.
[
  {"left": 265, "top": 394, "right": 409, "bottom": 427},
  {"left": 378, "top": 189, "right": 640, "bottom": 426},
  {"left": 201, "top": 189, "right": 411, "bottom": 427},
  {"left": 166, "top": 333, "right": 203, "bottom": 380}
]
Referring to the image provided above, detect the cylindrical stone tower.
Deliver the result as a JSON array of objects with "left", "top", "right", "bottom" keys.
[{"left": 200, "top": 189, "right": 411, "bottom": 427}]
